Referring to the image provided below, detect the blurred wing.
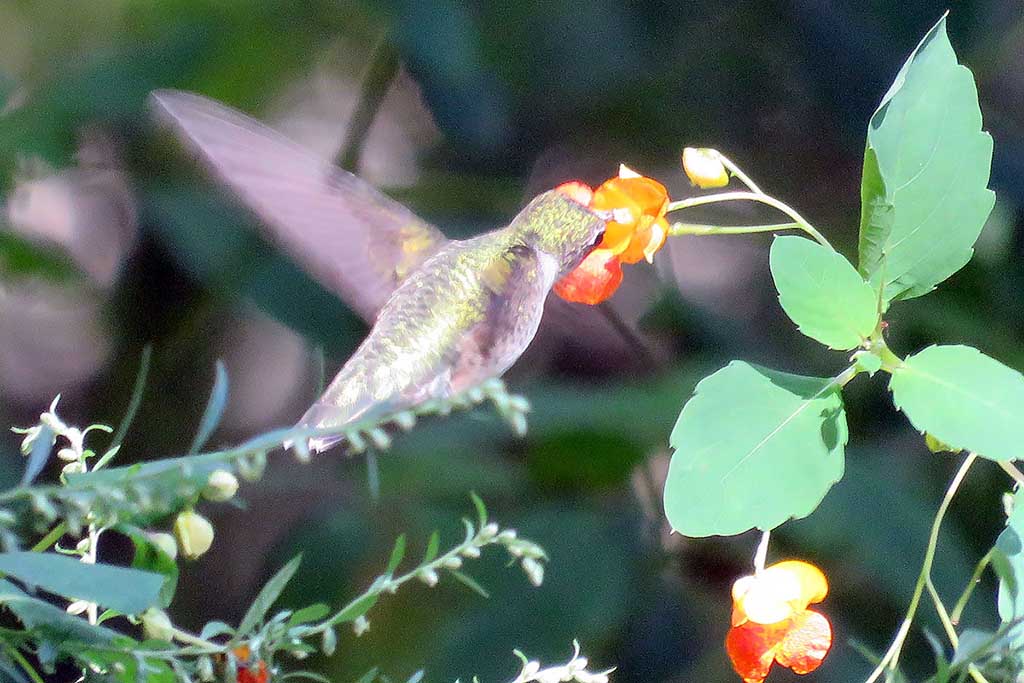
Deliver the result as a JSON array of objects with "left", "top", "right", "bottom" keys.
[{"left": 150, "top": 89, "right": 448, "bottom": 321}]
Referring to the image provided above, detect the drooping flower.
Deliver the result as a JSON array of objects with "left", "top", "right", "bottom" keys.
[
  {"left": 726, "top": 560, "right": 832, "bottom": 683},
  {"left": 553, "top": 166, "right": 670, "bottom": 304}
]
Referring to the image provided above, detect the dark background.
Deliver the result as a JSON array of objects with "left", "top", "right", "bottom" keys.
[{"left": 1, "top": 1, "right": 1023, "bottom": 681}]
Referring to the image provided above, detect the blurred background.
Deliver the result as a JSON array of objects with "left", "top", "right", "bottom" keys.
[{"left": 1, "top": 1, "right": 1023, "bottom": 681}]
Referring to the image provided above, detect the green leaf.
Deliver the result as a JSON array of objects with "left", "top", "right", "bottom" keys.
[
  {"left": 385, "top": 534, "right": 406, "bottom": 575},
  {"left": 663, "top": 362, "right": 847, "bottom": 537},
  {"left": 422, "top": 530, "right": 440, "bottom": 565},
  {"left": 189, "top": 360, "right": 229, "bottom": 454},
  {"left": 995, "top": 488, "right": 1024, "bottom": 643},
  {"left": 286, "top": 603, "right": 330, "bottom": 627},
  {"left": 329, "top": 591, "right": 379, "bottom": 625},
  {"left": 858, "top": 15, "right": 995, "bottom": 303},
  {"left": 20, "top": 424, "right": 54, "bottom": 486},
  {"left": 0, "top": 553, "right": 162, "bottom": 614},
  {"left": 889, "top": 345, "right": 1024, "bottom": 461},
  {"left": 449, "top": 569, "right": 490, "bottom": 599},
  {"left": 234, "top": 555, "right": 302, "bottom": 639},
  {"left": 0, "top": 579, "right": 119, "bottom": 649},
  {"left": 770, "top": 236, "right": 879, "bottom": 349},
  {"left": 117, "top": 525, "right": 179, "bottom": 608}
]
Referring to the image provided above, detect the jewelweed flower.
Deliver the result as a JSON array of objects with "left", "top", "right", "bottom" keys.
[
  {"left": 726, "top": 560, "right": 832, "bottom": 683},
  {"left": 232, "top": 645, "right": 269, "bottom": 683},
  {"left": 553, "top": 166, "right": 670, "bottom": 304}
]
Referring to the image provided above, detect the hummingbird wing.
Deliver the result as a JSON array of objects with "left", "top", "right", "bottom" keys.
[
  {"left": 297, "top": 235, "right": 558, "bottom": 452},
  {"left": 150, "top": 89, "right": 447, "bottom": 322}
]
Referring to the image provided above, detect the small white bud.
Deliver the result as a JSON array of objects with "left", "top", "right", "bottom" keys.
[
  {"left": 202, "top": 470, "right": 239, "bottom": 502},
  {"left": 522, "top": 557, "right": 545, "bottom": 587},
  {"left": 479, "top": 523, "right": 500, "bottom": 541},
  {"left": 57, "top": 447, "right": 78, "bottom": 462},
  {"left": 442, "top": 556, "right": 463, "bottom": 570},
  {"left": 368, "top": 428, "right": 391, "bottom": 450},
  {"left": 352, "top": 615, "right": 370, "bottom": 637},
  {"left": 498, "top": 529, "right": 518, "bottom": 542},
  {"left": 40, "top": 412, "right": 63, "bottom": 433},
  {"left": 321, "top": 627, "right": 338, "bottom": 654},
  {"left": 461, "top": 545, "right": 481, "bottom": 559},
  {"left": 467, "top": 387, "right": 485, "bottom": 404},
  {"left": 147, "top": 532, "right": 178, "bottom": 561},
  {"left": 66, "top": 600, "right": 89, "bottom": 615},
  {"left": 196, "top": 656, "right": 215, "bottom": 682},
  {"left": 508, "top": 395, "right": 531, "bottom": 413},
  {"left": 392, "top": 411, "right": 416, "bottom": 431},
  {"left": 141, "top": 608, "right": 175, "bottom": 642},
  {"left": 418, "top": 568, "right": 439, "bottom": 587},
  {"left": 510, "top": 412, "right": 528, "bottom": 437},
  {"left": 61, "top": 461, "right": 85, "bottom": 475},
  {"left": 522, "top": 661, "right": 541, "bottom": 678}
]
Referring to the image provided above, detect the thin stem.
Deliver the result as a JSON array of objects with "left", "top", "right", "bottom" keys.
[
  {"left": 104, "top": 344, "right": 152, "bottom": 463},
  {"left": 950, "top": 549, "right": 993, "bottom": 624},
  {"left": 667, "top": 222, "right": 800, "bottom": 237},
  {"left": 925, "top": 575, "right": 958, "bottom": 647},
  {"left": 666, "top": 192, "right": 832, "bottom": 250},
  {"left": 1000, "top": 461, "right": 1024, "bottom": 488},
  {"left": 717, "top": 153, "right": 763, "bottom": 194},
  {"left": 753, "top": 531, "right": 770, "bottom": 574},
  {"left": 335, "top": 36, "right": 399, "bottom": 171},
  {"left": 864, "top": 452, "right": 977, "bottom": 683},
  {"left": 29, "top": 521, "right": 66, "bottom": 552},
  {"left": 3, "top": 642, "right": 45, "bottom": 683}
]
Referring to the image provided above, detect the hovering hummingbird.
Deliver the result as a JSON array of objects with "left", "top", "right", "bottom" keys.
[{"left": 151, "top": 90, "right": 608, "bottom": 452}]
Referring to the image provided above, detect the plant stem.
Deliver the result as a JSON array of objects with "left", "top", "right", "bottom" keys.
[
  {"left": 717, "top": 153, "right": 763, "bottom": 194},
  {"left": 864, "top": 452, "right": 977, "bottom": 683},
  {"left": 666, "top": 192, "right": 832, "bottom": 250},
  {"left": 667, "top": 221, "right": 800, "bottom": 237},
  {"left": 335, "top": 36, "right": 399, "bottom": 172},
  {"left": 925, "top": 575, "right": 958, "bottom": 647},
  {"left": 3, "top": 642, "right": 45, "bottom": 683},
  {"left": 999, "top": 461, "right": 1024, "bottom": 487},
  {"left": 29, "top": 521, "right": 66, "bottom": 552},
  {"left": 950, "top": 549, "right": 993, "bottom": 624},
  {"left": 753, "top": 531, "right": 770, "bottom": 573}
]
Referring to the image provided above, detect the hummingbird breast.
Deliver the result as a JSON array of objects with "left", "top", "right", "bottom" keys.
[{"left": 298, "top": 227, "right": 558, "bottom": 448}]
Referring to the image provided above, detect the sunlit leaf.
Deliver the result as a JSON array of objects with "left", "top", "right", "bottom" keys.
[
  {"left": 858, "top": 15, "right": 995, "bottom": 303},
  {"left": 664, "top": 362, "right": 847, "bottom": 537},
  {"left": 770, "top": 236, "right": 878, "bottom": 350},
  {"left": 189, "top": 360, "right": 229, "bottom": 454},
  {"left": 889, "top": 345, "right": 1024, "bottom": 461}
]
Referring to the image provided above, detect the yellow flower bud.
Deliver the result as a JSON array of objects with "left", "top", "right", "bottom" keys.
[
  {"left": 174, "top": 509, "right": 214, "bottom": 559},
  {"left": 202, "top": 470, "right": 239, "bottom": 502},
  {"left": 141, "top": 607, "right": 175, "bottom": 642},
  {"left": 682, "top": 147, "right": 730, "bottom": 189},
  {"left": 147, "top": 531, "right": 178, "bottom": 561}
]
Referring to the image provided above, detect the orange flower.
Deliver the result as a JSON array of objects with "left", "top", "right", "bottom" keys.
[
  {"left": 552, "top": 166, "right": 670, "bottom": 304},
  {"left": 726, "top": 560, "right": 832, "bottom": 683},
  {"left": 232, "top": 645, "right": 269, "bottom": 683}
]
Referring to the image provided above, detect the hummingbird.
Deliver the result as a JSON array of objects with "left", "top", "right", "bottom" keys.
[{"left": 150, "top": 90, "right": 607, "bottom": 452}]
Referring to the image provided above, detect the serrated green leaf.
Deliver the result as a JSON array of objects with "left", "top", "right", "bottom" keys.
[
  {"left": 663, "top": 362, "right": 847, "bottom": 537},
  {"left": 889, "top": 345, "right": 1024, "bottom": 461},
  {"left": 234, "top": 555, "right": 301, "bottom": 639},
  {"left": 0, "top": 553, "right": 162, "bottom": 614},
  {"left": 858, "top": 16, "right": 995, "bottom": 303},
  {"left": 770, "top": 236, "right": 878, "bottom": 349}
]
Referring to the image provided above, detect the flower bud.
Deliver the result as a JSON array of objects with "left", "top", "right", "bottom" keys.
[
  {"left": 418, "top": 568, "right": 439, "bottom": 587},
  {"left": 461, "top": 545, "right": 481, "bottom": 559},
  {"left": 66, "top": 599, "right": 89, "bottom": 615},
  {"left": 174, "top": 510, "right": 214, "bottom": 559},
  {"left": 196, "top": 656, "right": 215, "bottom": 682},
  {"left": 352, "top": 615, "right": 370, "bottom": 637},
  {"left": 141, "top": 607, "right": 175, "bottom": 642},
  {"left": 202, "top": 470, "right": 239, "bottom": 502},
  {"left": 442, "top": 556, "right": 463, "bottom": 570},
  {"left": 479, "top": 523, "right": 500, "bottom": 541},
  {"left": 147, "top": 532, "right": 178, "bottom": 560},
  {"left": 522, "top": 557, "right": 545, "bottom": 587},
  {"left": 497, "top": 529, "right": 518, "bottom": 542},
  {"left": 321, "top": 627, "right": 338, "bottom": 655},
  {"left": 57, "top": 447, "right": 78, "bottom": 462},
  {"left": 62, "top": 461, "right": 85, "bottom": 475},
  {"left": 682, "top": 147, "right": 730, "bottom": 189}
]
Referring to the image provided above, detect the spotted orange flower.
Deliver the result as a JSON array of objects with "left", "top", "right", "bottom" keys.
[
  {"left": 726, "top": 560, "right": 832, "bottom": 683},
  {"left": 553, "top": 166, "right": 670, "bottom": 304}
]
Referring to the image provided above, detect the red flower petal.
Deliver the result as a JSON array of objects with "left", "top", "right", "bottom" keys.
[
  {"left": 775, "top": 609, "right": 832, "bottom": 675},
  {"left": 553, "top": 248, "right": 623, "bottom": 304},
  {"left": 725, "top": 620, "right": 789, "bottom": 683}
]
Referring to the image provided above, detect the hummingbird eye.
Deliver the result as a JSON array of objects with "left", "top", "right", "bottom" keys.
[{"left": 591, "top": 228, "right": 606, "bottom": 248}]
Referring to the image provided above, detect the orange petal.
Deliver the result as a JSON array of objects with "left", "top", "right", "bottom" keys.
[
  {"left": 600, "top": 218, "right": 636, "bottom": 256},
  {"left": 553, "top": 249, "right": 623, "bottom": 305},
  {"left": 775, "top": 609, "right": 832, "bottom": 675},
  {"left": 554, "top": 181, "right": 594, "bottom": 206},
  {"left": 770, "top": 560, "right": 829, "bottom": 606},
  {"left": 592, "top": 176, "right": 668, "bottom": 219},
  {"left": 725, "top": 620, "right": 789, "bottom": 683}
]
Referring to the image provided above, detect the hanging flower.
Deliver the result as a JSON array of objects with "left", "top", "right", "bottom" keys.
[
  {"left": 682, "top": 147, "right": 730, "bottom": 188},
  {"left": 726, "top": 560, "right": 832, "bottom": 683},
  {"left": 553, "top": 166, "right": 670, "bottom": 304}
]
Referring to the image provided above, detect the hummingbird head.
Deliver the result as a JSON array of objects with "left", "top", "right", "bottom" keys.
[{"left": 513, "top": 191, "right": 608, "bottom": 275}]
